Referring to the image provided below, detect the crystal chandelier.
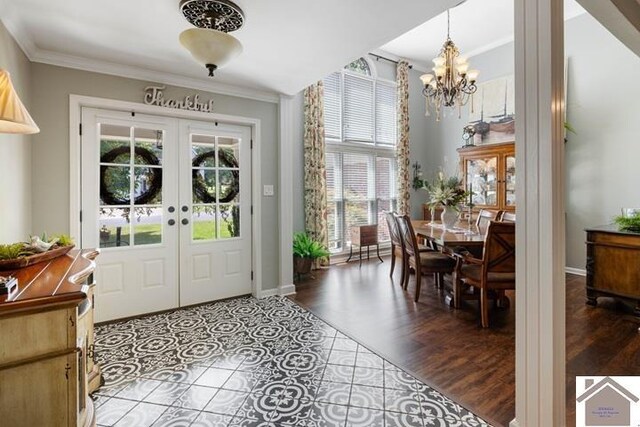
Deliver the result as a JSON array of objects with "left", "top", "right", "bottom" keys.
[{"left": 420, "top": 10, "right": 479, "bottom": 121}]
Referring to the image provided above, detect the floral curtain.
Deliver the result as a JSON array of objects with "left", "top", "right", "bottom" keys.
[
  {"left": 396, "top": 60, "right": 411, "bottom": 216},
  {"left": 303, "top": 81, "right": 329, "bottom": 266}
]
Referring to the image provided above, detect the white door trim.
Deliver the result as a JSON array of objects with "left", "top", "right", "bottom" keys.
[
  {"left": 278, "top": 94, "right": 295, "bottom": 296},
  {"left": 513, "top": 0, "right": 566, "bottom": 425},
  {"left": 69, "top": 94, "right": 263, "bottom": 299}
]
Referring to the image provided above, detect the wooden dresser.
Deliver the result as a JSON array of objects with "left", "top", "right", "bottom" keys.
[
  {"left": 585, "top": 226, "right": 640, "bottom": 316},
  {"left": 0, "top": 249, "right": 101, "bottom": 427}
]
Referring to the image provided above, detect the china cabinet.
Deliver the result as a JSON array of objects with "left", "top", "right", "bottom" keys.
[{"left": 458, "top": 141, "right": 515, "bottom": 212}]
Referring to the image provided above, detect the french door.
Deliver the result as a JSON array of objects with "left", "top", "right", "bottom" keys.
[{"left": 81, "top": 109, "right": 252, "bottom": 322}]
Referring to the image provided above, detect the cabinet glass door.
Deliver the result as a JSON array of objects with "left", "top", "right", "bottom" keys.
[
  {"left": 466, "top": 157, "right": 498, "bottom": 207},
  {"left": 505, "top": 155, "right": 516, "bottom": 207}
]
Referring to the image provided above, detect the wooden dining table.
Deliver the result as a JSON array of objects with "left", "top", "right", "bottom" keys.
[{"left": 411, "top": 220, "right": 487, "bottom": 308}]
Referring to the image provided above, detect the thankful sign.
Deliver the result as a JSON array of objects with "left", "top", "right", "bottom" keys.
[{"left": 144, "top": 85, "right": 214, "bottom": 112}]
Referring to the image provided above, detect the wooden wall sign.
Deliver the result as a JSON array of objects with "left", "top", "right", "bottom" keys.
[{"left": 144, "top": 85, "right": 214, "bottom": 112}]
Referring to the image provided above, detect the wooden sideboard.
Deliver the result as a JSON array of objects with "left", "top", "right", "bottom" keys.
[
  {"left": 586, "top": 226, "right": 640, "bottom": 316},
  {"left": 0, "top": 249, "right": 101, "bottom": 427}
]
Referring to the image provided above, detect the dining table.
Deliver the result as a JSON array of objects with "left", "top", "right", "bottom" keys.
[{"left": 411, "top": 220, "right": 487, "bottom": 308}]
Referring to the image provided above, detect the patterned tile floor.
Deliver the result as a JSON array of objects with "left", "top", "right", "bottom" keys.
[{"left": 94, "top": 296, "right": 490, "bottom": 426}]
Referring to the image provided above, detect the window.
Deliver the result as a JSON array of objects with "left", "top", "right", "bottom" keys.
[{"left": 324, "top": 58, "right": 398, "bottom": 254}]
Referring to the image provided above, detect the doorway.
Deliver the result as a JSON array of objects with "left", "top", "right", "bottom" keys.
[{"left": 81, "top": 108, "right": 252, "bottom": 322}]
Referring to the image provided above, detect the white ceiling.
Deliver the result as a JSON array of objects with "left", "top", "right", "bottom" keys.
[
  {"left": 1, "top": 0, "right": 465, "bottom": 98},
  {"left": 380, "top": 0, "right": 587, "bottom": 70}
]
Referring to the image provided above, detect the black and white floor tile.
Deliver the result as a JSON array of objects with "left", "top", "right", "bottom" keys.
[{"left": 94, "top": 296, "right": 490, "bottom": 426}]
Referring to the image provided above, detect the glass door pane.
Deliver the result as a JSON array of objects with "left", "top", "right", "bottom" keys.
[
  {"left": 466, "top": 157, "right": 498, "bottom": 207},
  {"left": 505, "top": 155, "right": 516, "bottom": 206}
]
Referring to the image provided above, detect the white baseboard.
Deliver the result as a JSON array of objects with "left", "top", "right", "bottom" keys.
[
  {"left": 279, "top": 284, "right": 297, "bottom": 296},
  {"left": 565, "top": 266, "right": 586, "bottom": 276},
  {"left": 258, "top": 288, "right": 279, "bottom": 298},
  {"left": 509, "top": 419, "right": 519, "bottom": 427}
]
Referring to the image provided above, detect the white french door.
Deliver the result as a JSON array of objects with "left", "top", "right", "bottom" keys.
[{"left": 81, "top": 108, "right": 252, "bottom": 322}]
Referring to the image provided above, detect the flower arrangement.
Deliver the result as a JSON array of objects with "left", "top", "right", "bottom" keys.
[{"left": 423, "top": 171, "right": 470, "bottom": 211}]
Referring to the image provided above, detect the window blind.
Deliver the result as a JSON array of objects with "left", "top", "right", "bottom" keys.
[
  {"left": 343, "top": 74, "right": 374, "bottom": 143},
  {"left": 375, "top": 82, "right": 397, "bottom": 146},
  {"left": 323, "top": 72, "right": 341, "bottom": 140}
]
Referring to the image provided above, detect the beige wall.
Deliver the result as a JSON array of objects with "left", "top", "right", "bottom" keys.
[
  {"left": 0, "top": 22, "right": 32, "bottom": 243},
  {"left": 30, "top": 63, "right": 280, "bottom": 290}
]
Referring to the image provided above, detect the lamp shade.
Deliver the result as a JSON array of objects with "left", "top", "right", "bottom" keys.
[
  {"left": 179, "top": 28, "right": 242, "bottom": 76},
  {"left": 0, "top": 70, "right": 39, "bottom": 134}
]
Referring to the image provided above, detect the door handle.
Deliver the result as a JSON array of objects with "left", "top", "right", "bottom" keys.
[
  {"left": 181, "top": 206, "right": 189, "bottom": 212},
  {"left": 168, "top": 219, "right": 176, "bottom": 226},
  {"left": 168, "top": 206, "right": 175, "bottom": 213},
  {"left": 182, "top": 218, "right": 189, "bottom": 225}
]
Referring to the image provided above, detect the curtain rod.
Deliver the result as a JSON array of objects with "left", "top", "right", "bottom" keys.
[{"left": 368, "top": 53, "right": 414, "bottom": 69}]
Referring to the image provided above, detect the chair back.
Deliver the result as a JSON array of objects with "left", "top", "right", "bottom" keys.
[
  {"left": 476, "top": 209, "right": 502, "bottom": 229},
  {"left": 396, "top": 214, "right": 419, "bottom": 257},
  {"left": 385, "top": 212, "right": 402, "bottom": 248},
  {"left": 482, "top": 221, "right": 516, "bottom": 276},
  {"left": 499, "top": 212, "right": 516, "bottom": 222}
]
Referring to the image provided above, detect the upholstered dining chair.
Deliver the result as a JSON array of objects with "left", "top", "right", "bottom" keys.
[
  {"left": 397, "top": 215, "right": 456, "bottom": 302},
  {"left": 499, "top": 211, "right": 516, "bottom": 222},
  {"left": 476, "top": 209, "right": 503, "bottom": 229},
  {"left": 385, "top": 212, "right": 406, "bottom": 286},
  {"left": 456, "top": 221, "right": 516, "bottom": 328}
]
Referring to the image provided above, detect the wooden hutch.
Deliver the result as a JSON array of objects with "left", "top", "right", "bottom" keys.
[
  {"left": 459, "top": 141, "right": 515, "bottom": 212},
  {"left": 0, "top": 249, "right": 101, "bottom": 427}
]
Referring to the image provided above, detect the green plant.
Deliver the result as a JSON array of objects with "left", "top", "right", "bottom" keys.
[
  {"left": 293, "top": 232, "right": 330, "bottom": 259},
  {"left": 53, "top": 234, "right": 75, "bottom": 246},
  {"left": 0, "top": 243, "right": 33, "bottom": 260},
  {"left": 614, "top": 213, "right": 640, "bottom": 233},
  {"left": 423, "top": 171, "right": 470, "bottom": 210}
]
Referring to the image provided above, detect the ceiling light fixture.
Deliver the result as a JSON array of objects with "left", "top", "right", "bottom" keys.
[
  {"left": 0, "top": 69, "right": 39, "bottom": 134},
  {"left": 420, "top": 9, "right": 479, "bottom": 121},
  {"left": 179, "top": 0, "right": 245, "bottom": 77}
]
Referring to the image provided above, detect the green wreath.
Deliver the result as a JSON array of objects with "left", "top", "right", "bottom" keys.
[
  {"left": 100, "top": 146, "right": 162, "bottom": 205},
  {"left": 191, "top": 149, "right": 239, "bottom": 203}
]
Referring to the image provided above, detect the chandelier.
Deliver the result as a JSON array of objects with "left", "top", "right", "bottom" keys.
[
  {"left": 420, "top": 9, "right": 479, "bottom": 121},
  {"left": 179, "top": 0, "right": 245, "bottom": 77}
]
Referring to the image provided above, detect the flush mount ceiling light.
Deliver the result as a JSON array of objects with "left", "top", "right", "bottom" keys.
[
  {"left": 420, "top": 9, "right": 479, "bottom": 121},
  {"left": 179, "top": 0, "right": 245, "bottom": 77}
]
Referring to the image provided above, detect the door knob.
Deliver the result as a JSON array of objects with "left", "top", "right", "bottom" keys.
[
  {"left": 168, "top": 219, "right": 176, "bottom": 226},
  {"left": 168, "top": 206, "right": 175, "bottom": 213},
  {"left": 182, "top": 218, "right": 189, "bottom": 225},
  {"left": 181, "top": 206, "right": 189, "bottom": 212}
]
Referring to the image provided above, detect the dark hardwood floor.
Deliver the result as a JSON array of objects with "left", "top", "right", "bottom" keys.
[{"left": 289, "top": 256, "right": 640, "bottom": 427}]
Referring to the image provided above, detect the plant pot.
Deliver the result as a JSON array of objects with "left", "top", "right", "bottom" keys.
[
  {"left": 441, "top": 205, "right": 459, "bottom": 230},
  {"left": 293, "top": 255, "right": 313, "bottom": 276}
]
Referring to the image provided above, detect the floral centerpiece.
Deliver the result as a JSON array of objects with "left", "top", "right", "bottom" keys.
[{"left": 423, "top": 171, "right": 470, "bottom": 229}]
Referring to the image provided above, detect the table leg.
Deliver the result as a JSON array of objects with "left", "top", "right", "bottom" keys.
[
  {"left": 376, "top": 244, "right": 383, "bottom": 262},
  {"left": 367, "top": 245, "right": 370, "bottom": 260},
  {"left": 346, "top": 245, "right": 353, "bottom": 263},
  {"left": 359, "top": 246, "right": 363, "bottom": 268}
]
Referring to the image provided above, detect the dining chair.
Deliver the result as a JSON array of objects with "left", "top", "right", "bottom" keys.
[
  {"left": 397, "top": 215, "right": 456, "bottom": 302},
  {"left": 385, "top": 212, "right": 406, "bottom": 286},
  {"left": 499, "top": 211, "right": 516, "bottom": 222},
  {"left": 456, "top": 221, "right": 516, "bottom": 327},
  {"left": 475, "top": 209, "right": 503, "bottom": 230}
]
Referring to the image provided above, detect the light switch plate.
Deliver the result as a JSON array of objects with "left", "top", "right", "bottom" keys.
[{"left": 263, "top": 185, "right": 274, "bottom": 196}]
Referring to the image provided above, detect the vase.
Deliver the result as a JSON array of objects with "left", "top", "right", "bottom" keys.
[{"left": 440, "top": 206, "right": 459, "bottom": 230}]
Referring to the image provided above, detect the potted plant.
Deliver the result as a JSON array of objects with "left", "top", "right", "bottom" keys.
[
  {"left": 293, "top": 232, "right": 330, "bottom": 278},
  {"left": 423, "top": 171, "right": 470, "bottom": 230}
]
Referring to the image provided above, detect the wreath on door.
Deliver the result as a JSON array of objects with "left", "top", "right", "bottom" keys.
[
  {"left": 191, "top": 149, "right": 240, "bottom": 203},
  {"left": 99, "top": 146, "right": 162, "bottom": 205}
]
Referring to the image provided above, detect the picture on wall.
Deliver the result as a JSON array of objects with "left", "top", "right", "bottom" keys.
[{"left": 469, "top": 75, "right": 515, "bottom": 144}]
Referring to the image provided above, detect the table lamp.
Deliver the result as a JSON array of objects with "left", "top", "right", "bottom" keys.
[{"left": 0, "top": 69, "right": 39, "bottom": 134}]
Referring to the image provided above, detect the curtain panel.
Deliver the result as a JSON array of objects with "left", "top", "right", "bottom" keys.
[
  {"left": 396, "top": 60, "right": 411, "bottom": 216},
  {"left": 303, "top": 81, "right": 329, "bottom": 266}
]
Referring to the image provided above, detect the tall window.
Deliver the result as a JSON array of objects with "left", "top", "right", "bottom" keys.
[{"left": 324, "top": 58, "right": 397, "bottom": 254}]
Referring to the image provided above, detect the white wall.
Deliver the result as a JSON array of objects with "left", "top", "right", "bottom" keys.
[
  {"left": 0, "top": 21, "right": 32, "bottom": 243},
  {"left": 418, "top": 13, "right": 640, "bottom": 270},
  {"left": 29, "top": 63, "right": 281, "bottom": 290}
]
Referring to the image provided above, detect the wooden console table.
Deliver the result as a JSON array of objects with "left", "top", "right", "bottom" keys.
[
  {"left": 586, "top": 225, "right": 640, "bottom": 316},
  {"left": 0, "top": 248, "right": 101, "bottom": 427},
  {"left": 346, "top": 224, "right": 383, "bottom": 267}
]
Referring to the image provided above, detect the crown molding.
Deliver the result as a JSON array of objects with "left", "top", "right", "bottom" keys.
[{"left": 1, "top": 17, "right": 280, "bottom": 104}]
